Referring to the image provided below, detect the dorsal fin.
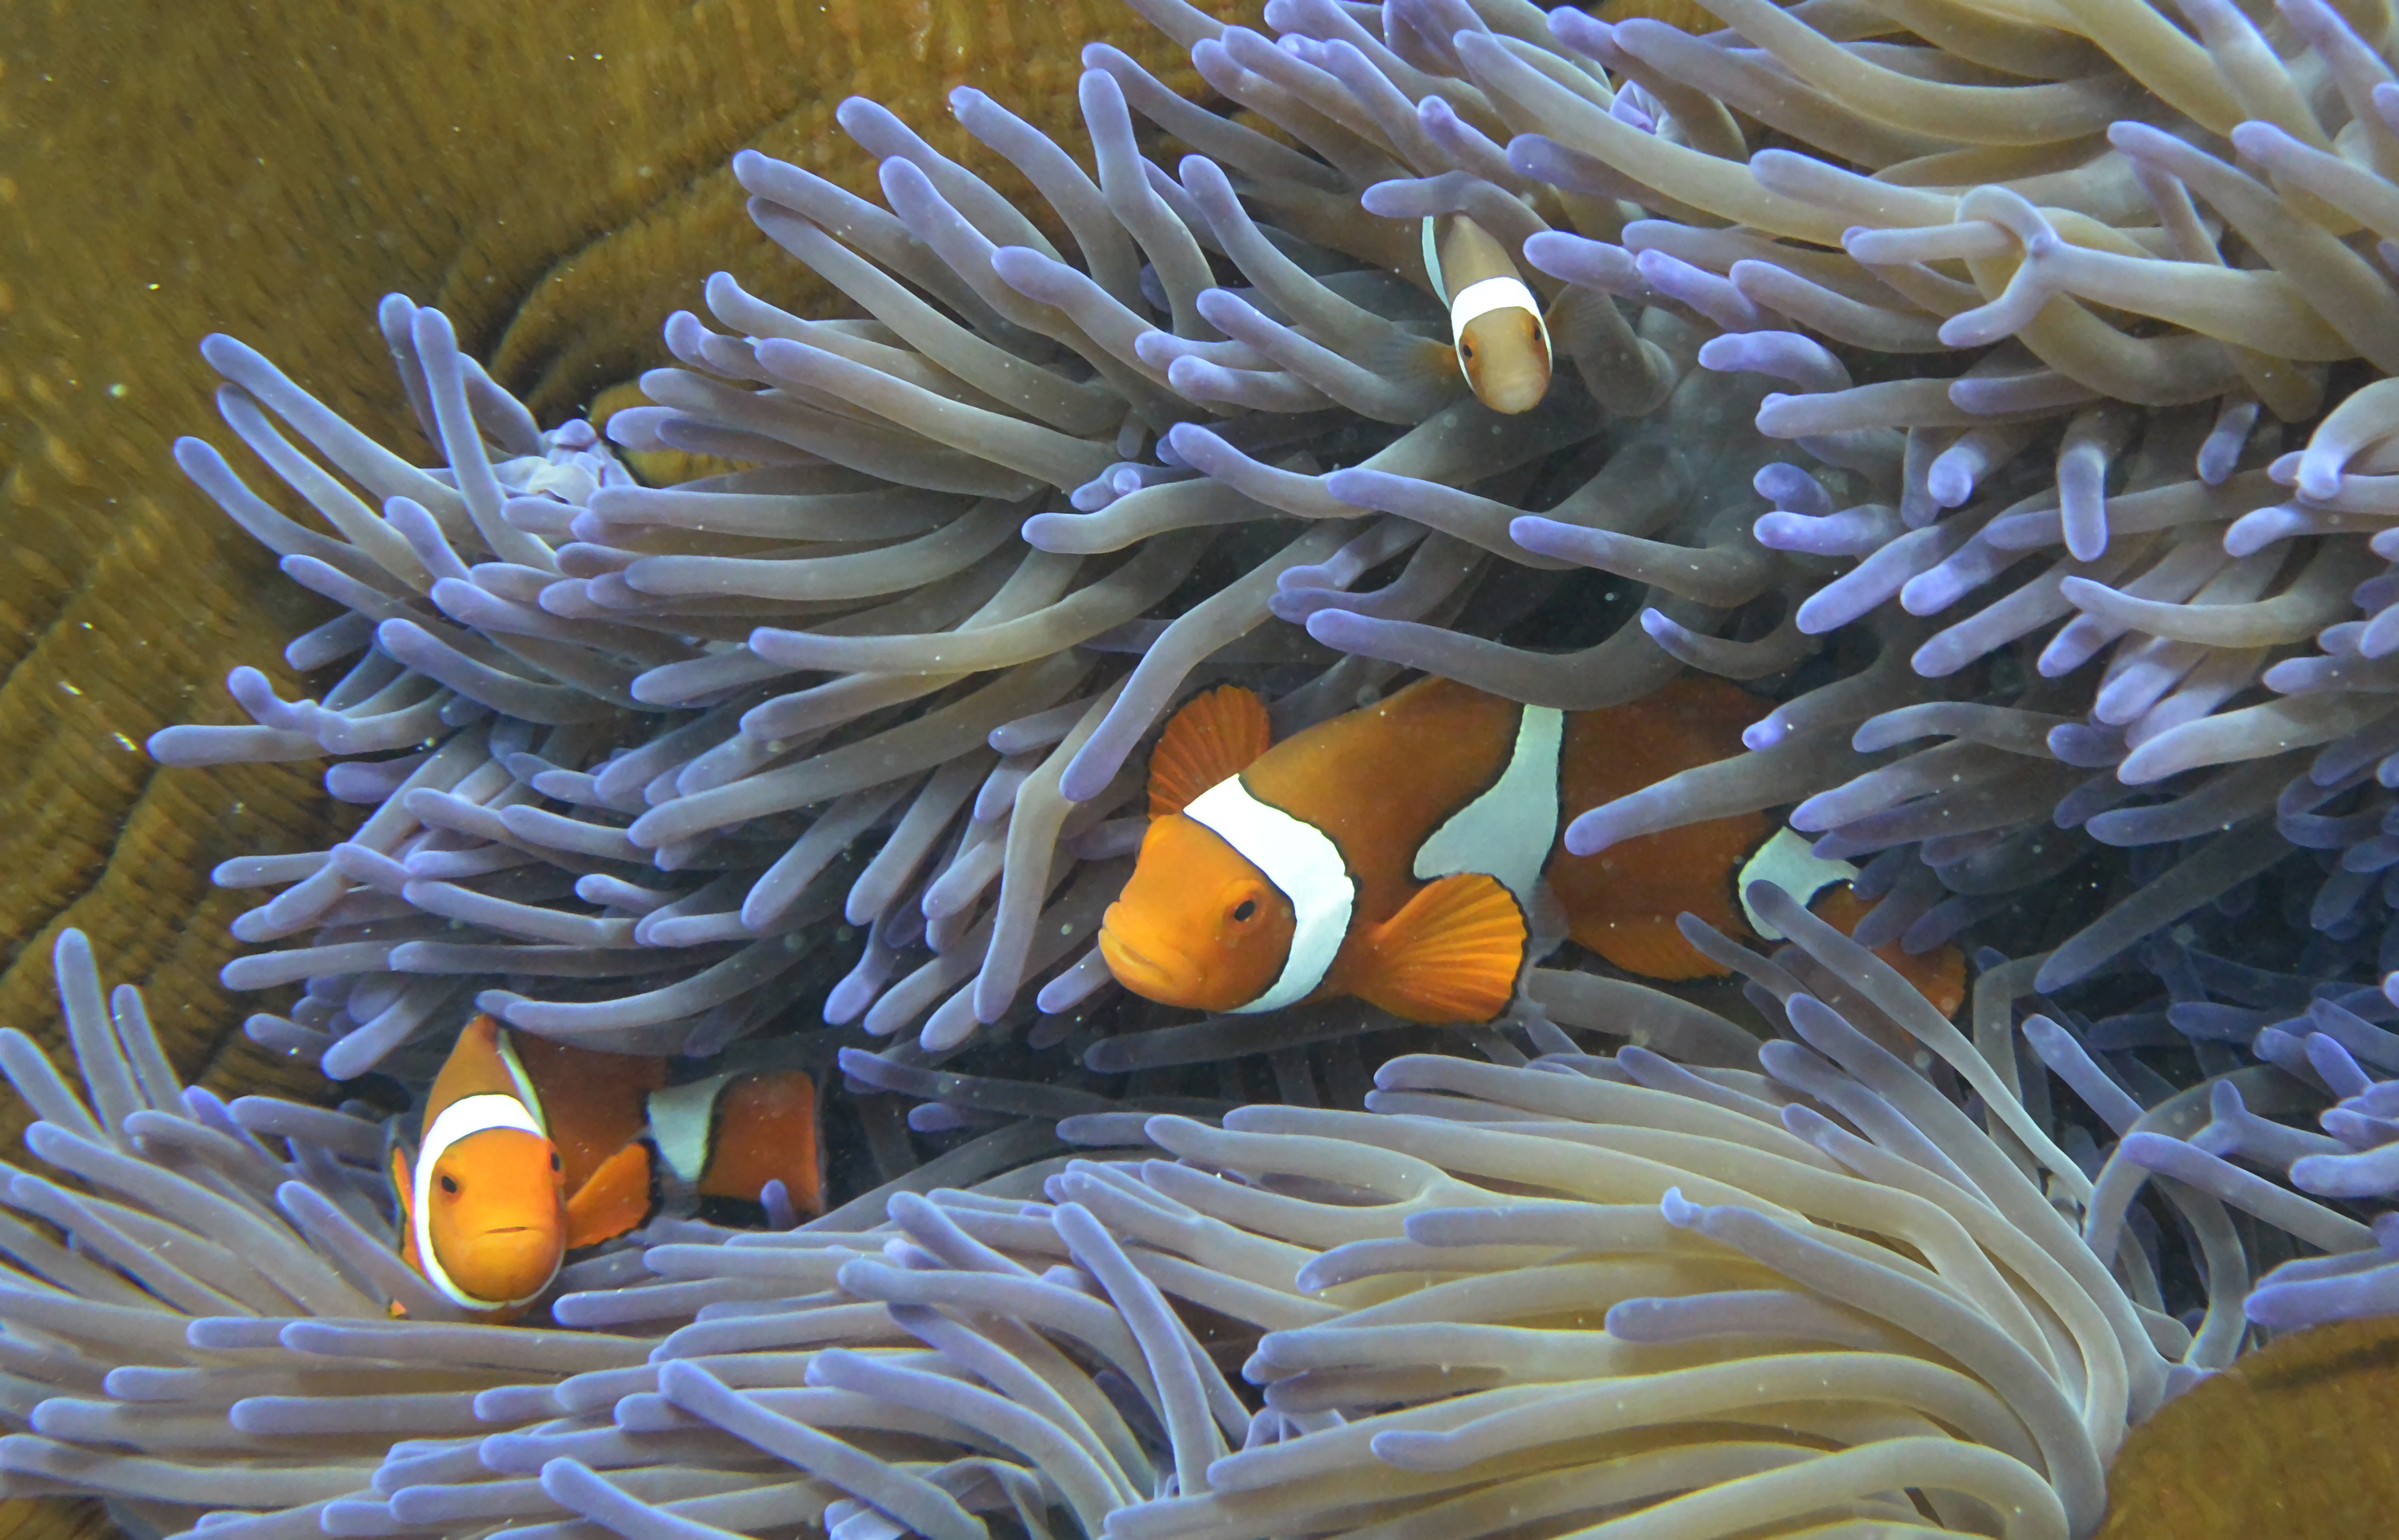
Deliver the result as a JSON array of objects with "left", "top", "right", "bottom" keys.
[
  {"left": 421, "top": 1015, "right": 525, "bottom": 1132},
  {"left": 388, "top": 1141, "right": 417, "bottom": 1270},
  {"left": 1149, "top": 684, "right": 1272, "bottom": 818}
]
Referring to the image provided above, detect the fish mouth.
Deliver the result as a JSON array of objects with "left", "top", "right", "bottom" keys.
[{"left": 1096, "top": 917, "right": 1192, "bottom": 1003}]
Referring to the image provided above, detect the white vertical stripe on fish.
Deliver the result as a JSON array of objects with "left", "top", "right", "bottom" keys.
[
  {"left": 1448, "top": 275, "right": 1549, "bottom": 363},
  {"left": 646, "top": 1074, "right": 732, "bottom": 1185},
  {"left": 1414, "top": 704, "right": 1563, "bottom": 906},
  {"left": 1183, "top": 776, "right": 1355, "bottom": 1014},
  {"left": 1738, "top": 827, "right": 1860, "bottom": 940}
]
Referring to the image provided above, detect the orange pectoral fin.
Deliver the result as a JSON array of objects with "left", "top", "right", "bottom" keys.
[
  {"left": 565, "top": 1141, "right": 657, "bottom": 1249},
  {"left": 388, "top": 1144, "right": 418, "bottom": 1312},
  {"left": 1148, "top": 684, "right": 1271, "bottom": 817},
  {"left": 1810, "top": 885, "right": 1967, "bottom": 1019},
  {"left": 389, "top": 1144, "right": 413, "bottom": 1226},
  {"left": 1356, "top": 872, "right": 1527, "bottom": 1024}
]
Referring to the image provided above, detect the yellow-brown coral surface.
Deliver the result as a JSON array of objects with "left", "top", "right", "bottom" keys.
[{"left": 2098, "top": 1313, "right": 2399, "bottom": 1536}]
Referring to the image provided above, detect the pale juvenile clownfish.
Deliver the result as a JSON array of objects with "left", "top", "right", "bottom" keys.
[
  {"left": 1096, "top": 676, "right": 1966, "bottom": 1023},
  {"left": 388, "top": 1016, "right": 825, "bottom": 1319},
  {"left": 1423, "top": 214, "right": 1552, "bottom": 415}
]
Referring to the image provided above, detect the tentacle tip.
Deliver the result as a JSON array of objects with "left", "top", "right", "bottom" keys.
[
  {"left": 2032, "top": 956, "right": 2087, "bottom": 995},
  {"left": 1363, "top": 1430, "right": 1446, "bottom": 1470},
  {"left": 1559, "top": 807, "right": 1627, "bottom": 857}
]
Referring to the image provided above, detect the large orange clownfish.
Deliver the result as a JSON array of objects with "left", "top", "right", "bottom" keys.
[
  {"left": 1097, "top": 675, "right": 1962, "bottom": 1023},
  {"left": 389, "top": 1016, "right": 824, "bottom": 1319}
]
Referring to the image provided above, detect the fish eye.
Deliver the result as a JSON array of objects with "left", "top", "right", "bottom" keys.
[
  {"left": 1460, "top": 338, "right": 1476, "bottom": 361},
  {"left": 437, "top": 1173, "right": 460, "bottom": 1195},
  {"left": 549, "top": 1151, "right": 561, "bottom": 1171},
  {"left": 1231, "top": 897, "right": 1258, "bottom": 924}
]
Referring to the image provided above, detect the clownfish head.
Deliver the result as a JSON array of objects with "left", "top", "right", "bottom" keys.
[
  {"left": 1099, "top": 812, "right": 1297, "bottom": 1012},
  {"left": 420, "top": 1121, "right": 568, "bottom": 1308},
  {"left": 1456, "top": 305, "right": 1551, "bottom": 416}
]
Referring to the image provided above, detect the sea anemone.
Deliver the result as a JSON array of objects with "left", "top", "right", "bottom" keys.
[
  {"left": 134, "top": 0, "right": 1858, "bottom": 1086},
  {"left": 0, "top": 928, "right": 1134, "bottom": 1535},
  {"left": 150, "top": 0, "right": 2399, "bottom": 1088},
  {"left": 0, "top": 931, "right": 560, "bottom": 1530},
  {"left": 2072, "top": 956, "right": 2399, "bottom": 1332},
  {"left": 1421, "top": 0, "right": 2399, "bottom": 999},
  {"left": 6, "top": 896, "right": 2390, "bottom": 1538}
]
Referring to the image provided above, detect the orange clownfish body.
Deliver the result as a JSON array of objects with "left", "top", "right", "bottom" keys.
[
  {"left": 1425, "top": 214, "right": 1552, "bottom": 415},
  {"left": 1098, "top": 676, "right": 1964, "bottom": 1025},
  {"left": 389, "top": 1016, "right": 825, "bottom": 1319}
]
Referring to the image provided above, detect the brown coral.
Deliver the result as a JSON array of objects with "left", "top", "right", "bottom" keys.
[{"left": 2097, "top": 1311, "right": 2399, "bottom": 1538}]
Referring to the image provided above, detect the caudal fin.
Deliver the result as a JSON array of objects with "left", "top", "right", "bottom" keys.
[
  {"left": 388, "top": 1142, "right": 418, "bottom": 1315},
  {"left": 697, "top": 1071, "right": 826, "bottom": 1220}
]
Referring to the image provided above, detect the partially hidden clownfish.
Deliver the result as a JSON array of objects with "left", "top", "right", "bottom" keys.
[
  {"left": 388, "top": 1015, "right": 824, "bottom": 1319},
  {"left": 1096, "top": 675, "right": 1964, "bottom": 1024},
  {"left": 1424, "top": 214, "right": 1552, "bottom": 416}
]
